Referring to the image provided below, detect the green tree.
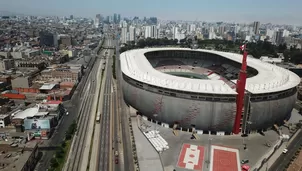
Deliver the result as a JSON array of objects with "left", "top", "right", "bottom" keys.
[{"left": 50, "top": 158, "right": 59, "bottom": 168}]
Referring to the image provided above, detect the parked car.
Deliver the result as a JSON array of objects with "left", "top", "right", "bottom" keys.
[
  {"left": 283, "top": 149, "right": 288, "bottom": 154},
  {"left": 241, "top": 159, "right": 249, "bottom": 164}
]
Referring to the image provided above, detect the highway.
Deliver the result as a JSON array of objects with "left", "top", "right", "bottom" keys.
[
  {"left": 269, "top": 130, "right": 302, "bottom": 171},
  {"left": 114, "top": 33, "right": 135, "bottom": 171},
  {"left": 65, "top": 38, "right": 108, "bottom": 171},
  {"left": 98, "top": 37, "right": 114, "bottom": 171},
  {"left": 35, "top": 38, "right": 103, "bottom": 171}
]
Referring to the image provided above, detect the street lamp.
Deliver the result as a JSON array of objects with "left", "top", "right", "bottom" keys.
[
  {"left": 153, "top": 114, "right": 158, "bottom": 137},
  {"left": 206, "top": 135, "right": 213, "bottom": 168},
  {"left": 243, "top": 121, "right": 252, "bottom": 151}
]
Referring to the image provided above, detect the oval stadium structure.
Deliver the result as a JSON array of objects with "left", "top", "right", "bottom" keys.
[{"left": 120, "top": 48, "right": 300, "bottom": 134}]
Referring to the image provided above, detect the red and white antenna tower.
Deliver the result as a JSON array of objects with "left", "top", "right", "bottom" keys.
[{"left": 233, "top": 44, "right": 248, "bottom": 134}]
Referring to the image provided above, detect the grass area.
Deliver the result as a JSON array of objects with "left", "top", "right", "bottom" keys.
[
  {"left": 48, "top": 140, "right": 71, "bottom": 171},
  {"left": 48, "top": 120, "right": 77, "bottom": 171}
]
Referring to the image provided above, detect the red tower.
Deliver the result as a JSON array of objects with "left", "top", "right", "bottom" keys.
[{"left": 233, "top": 45, "right": 248, "bottom": 134}]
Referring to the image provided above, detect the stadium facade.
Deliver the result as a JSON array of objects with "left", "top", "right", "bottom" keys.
[{"left": 120, "top": 48, "right": 300, "bottom": 135}]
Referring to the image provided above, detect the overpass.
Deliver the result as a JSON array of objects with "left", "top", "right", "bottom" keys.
[{"left": 103, "top": 46, "right": 115, "bottom": 49}]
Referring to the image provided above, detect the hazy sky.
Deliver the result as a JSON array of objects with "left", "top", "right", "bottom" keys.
[{"left": 0, "top": 0, "right": 301, "bottom": 25}]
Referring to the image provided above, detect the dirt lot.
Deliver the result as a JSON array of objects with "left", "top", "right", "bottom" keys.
[{"left": 287, "top": 150, "right": 302, "bottom": 171}]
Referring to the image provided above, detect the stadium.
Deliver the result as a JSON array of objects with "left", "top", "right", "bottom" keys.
[{"left": 120, "top": 48, "right": 300, "bottom": 135}]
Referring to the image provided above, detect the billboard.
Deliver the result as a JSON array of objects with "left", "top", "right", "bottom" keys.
[{"left": 24, "top": 119, "right": 51, "bottom": 130}]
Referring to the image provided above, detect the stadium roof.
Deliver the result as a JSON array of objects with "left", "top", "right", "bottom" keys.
[{"left": 120, "top": 48, "right": 300, "bottom": 95}]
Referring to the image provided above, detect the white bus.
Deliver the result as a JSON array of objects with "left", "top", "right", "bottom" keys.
[{"left": 96, "top": 112, "right": 101, "bottom": 123}]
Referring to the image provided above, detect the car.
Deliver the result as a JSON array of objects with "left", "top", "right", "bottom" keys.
[
  {"left": 115, "top": 158, "right": 118, "bottom": 164},
  {"left": 66, "top": 112, "right": 69, "bottom": 115},
  {"left": 283, "top": 149, "right": 288, "bottom": 154},
  {"left": 241, "top": 159, "right": 249, "bottom": 164}
]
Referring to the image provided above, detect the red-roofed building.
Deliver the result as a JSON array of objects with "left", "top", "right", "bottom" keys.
[{"left": 44, "top": 100, "right": 62, "bottom": 105}]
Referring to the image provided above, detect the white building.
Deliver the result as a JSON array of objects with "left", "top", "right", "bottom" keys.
[
  {"left": 145, "top": 26, "right": 151, "bottom": 38},
  {"left": 94, "top": 18, "right": 99, "bottom": 28},
  {"left": 129, "top": 26, "right": 136, "bottom": 42},
  {"left": 283, "top": 30, "right": 290, "bottom": 37},
  {"left": 122, "top": 21, "right": 127, "bottom": 28},
  {"left": 208, "top": 27, "right": 216, "bottom": 39},
  {"left": 266, "top": 29, "right": 274, "bottom": 39},
  {"left": 121, "top": 27, "right": 128, "bottom": 44},
  {"left": 172, "top": 27, "right": 179, "bottom": 39},
  {"left": 187, "top": 24, "right": 196, "bottom": 33}
]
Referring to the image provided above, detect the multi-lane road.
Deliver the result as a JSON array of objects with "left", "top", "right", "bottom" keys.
[
  {"left": 65, "top": 38, "right": 112, "bottom": 171},
  {"left": 63, "top": 31, "right": 134, "bottom": 171},
  {"left": 114, "top": 35, "right": 135, "bottom": 171},
  {"left": 269, "top": 130, "right": 302, "bottom": 171},
  {"left": 98, "top": 45, "right": 113, "bottom": 171},
  {"left": 96, "top": 33, "right": 135, "bottom": 171}
]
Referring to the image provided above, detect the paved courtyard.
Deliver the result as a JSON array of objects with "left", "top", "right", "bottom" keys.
[{"left": 132, "top": 109, "right": 302, "bottom": 171}]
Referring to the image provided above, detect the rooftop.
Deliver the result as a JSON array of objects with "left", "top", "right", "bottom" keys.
[
  {"left": 12, "top": 106, "right": 49, "bottom": 120},
  {"left": 120, "top": 48, "right": 300, "bottom": 94},
  {"left": 39, "top": 83, "right": 56, "bottom": 90}
]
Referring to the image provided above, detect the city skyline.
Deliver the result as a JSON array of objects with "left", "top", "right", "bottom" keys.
[{"left": 0, "top": 0, "right": 301, "bottom": 25}]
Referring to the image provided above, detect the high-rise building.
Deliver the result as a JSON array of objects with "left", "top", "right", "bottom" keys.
[
  {"left": 253, "top": 21, "right": 260, "bottom": 35},
  {"left": 109, "top": 16, "right": 113, "bottom": 23},
  {"left": 39, "top": 31, "right": 58, "bottom": 47},
  {"left": 96, "top": 14, "right": 101, "bottom": 19},
  {"left": 151, "top": 25, "right": 157, "bottom": 39},
  {"left": 129, "top": 26, "right": 136, "bottom": 42},
  {"left": 173, "top": 27, "right": 179, "bottom": 40},
  {"left": 122, "top": 21, "right": 127, "bottom": 28},
  {"left": 275, "top": 30, "right": 284, "bottom": 45},
  {"left": 145, "top": 26, "right": 152, "bottom": 38},
  {"left": 121, "top": 27, "right": 128, "bottom": 44},
  {"left": 218, "top": 26, "right": 225, "bottom": 35},
  {"left": 70, "top": 15, "right": 73, "bottom": 20},
  {"left": 189, "top": 24, "right": 196, "bottom": 33},
  {"left": 94, "top": 17, "right": 99, "bottom": 28},
  {"left": 113, "top": 13, "right": 118, "bottom": 23},
  {"left": 117, "top": 14, "right": 121, "bottom": 23},
  {"left": 266, "top": 29, "right": 274, "bottom": 39}
]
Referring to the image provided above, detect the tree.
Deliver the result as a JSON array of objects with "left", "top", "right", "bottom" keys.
[
  {"left": 187, "top": 38, "right": 193, "bottom": 45},
  {"left": 278, "top": 43, "right": 287, "bottom": 53},
  {"left": 179, "top": 39, "right": 186, "bottom": 45},
  {"left": 137, "top": 39, "right": 146, "bottom": 48},
  {"left": 61, "top": 141, "right": 66, "bottom": 148},
  {"left": 50, "top": 158, "right": 59, "bottom": 168}
]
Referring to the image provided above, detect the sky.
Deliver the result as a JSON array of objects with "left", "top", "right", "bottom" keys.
[{"left": 0, "top": 0, "right": 301, "bottom": 25}]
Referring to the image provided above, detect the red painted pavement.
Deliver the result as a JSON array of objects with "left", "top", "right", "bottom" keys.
[
  {"left": 213, "top": 149, "right": 238, "bottom": 171},
  {"left": 177, "top": 144, "right": 204, "bottom": 170}
]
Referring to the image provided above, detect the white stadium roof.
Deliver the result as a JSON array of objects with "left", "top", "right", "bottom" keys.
[{"left": 120, "top": 48, "right": 300, "bottom": 95}]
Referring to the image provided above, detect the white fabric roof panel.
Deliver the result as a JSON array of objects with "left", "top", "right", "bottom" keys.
[{"left": 120, "top": 48, "right": 300, "bottom": 95}]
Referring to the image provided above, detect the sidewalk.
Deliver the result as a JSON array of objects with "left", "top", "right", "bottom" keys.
[
  {"left": 259, "top": 129, "right": 301, "bottom": 171},
  {"left": 132, "top": 117, "right": 163, "bottom": 171}
]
